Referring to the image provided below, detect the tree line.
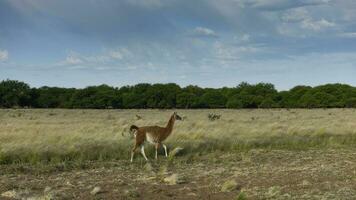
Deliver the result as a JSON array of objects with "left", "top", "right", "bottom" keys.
[{"left": 1, "top": 79, "right": 356, "bottom": 109}]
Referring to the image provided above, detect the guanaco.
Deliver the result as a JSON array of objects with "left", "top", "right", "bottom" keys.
[{"left": 129, "top": 112, "right": 182, "bottom": 162}]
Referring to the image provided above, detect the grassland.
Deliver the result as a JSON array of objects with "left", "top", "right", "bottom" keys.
[
  {"left": 1, "top": 109, "right": 356, "bottom": 164},
  {"left": 1, "top": 109, "right": 356, "bottom": 199}
]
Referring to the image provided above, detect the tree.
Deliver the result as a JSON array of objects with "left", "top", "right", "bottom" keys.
[
  {"left": 180, "top": 85, "right": 205, "bottom": 108},
  {"left": 226, "top": 94, "right": 244, "bottom": 108},
  {"left": 176, "top": 92, "right": 197, "bottom": 108},
  {"left": 300, "top": 93, "right": 319, "bottom": 108},
  {"left": 1, "top": 79, "right": 356, "bottom": 109},
  {"left": 228, "top": 82, "right": 279, "bottom": 108},
  {"left": 280, "top": 86, "right": 312, "bottom": 108},
  {"left": 121, "top": 83, "right": 151, "bottom": 108},
  {"left": 0, "top": 80, "right": 31, "bottom": 108},
  {"left": 259, "top": 98, "right": 278, "bottom": 108},
  {"left": 345, "top": 98, "right": 356, "bottom": 108},
  {"left": 33, "top": 87, "right": 75, "bottom": 108},
  {"left": 146, "top": 83, "right": 180, "bottom": 108},
  {"left": 70, "top": 85, "right": 121, "bottom": 108},
  {"left": 200, "top": 90, "right": 227, "bottom": 108}
]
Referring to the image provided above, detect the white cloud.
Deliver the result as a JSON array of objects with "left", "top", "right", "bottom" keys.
[
  {"left": 281, "top": 8, "right": 309, "bottom": 22},
  {"left": 109, "top": 48, "right": 132, "bottom": 60},
  {"left": 241, "top": 34, "right": 251, "bottom": 42},
  {"left": 236, "top": 46, "right": 261, "bottom": 53},
  {"left": 68, "top": 65, "right": 87, "bottom": 70},
  {"left": 0, "top": 49, "right": 9, "bottom": 61},
  {"left": 301, "top": 18, "right": 334, "bottom": 31},
  {"left": 125, "top": 0, "right": 164, "bottom": 8},
  {"left": 192, "top": 27, "right": 218, "bottom": 37},
  {"left": 246, "top": 0, "right": 331, "bottom": 10},
  {"left": 339, "top": 32, "right": 356, "bottom": 38},
  {"left": 109, "top": 51, "right": 123, "bottom": 60},
  {"left": 84, "top": 55, "right": 111, "bottom": 63},
  {"left": 212, "top": 41, "right": 264, "bottom": 62},
  {"left": 54, "top": 51, "right": 84, "bottom": 67},
  {"left": 65, "top": 54, "right": 83, "bottom": 65},
  {"left": 234, "top": 34, "right": 251, "bottom": 43},
  {"left": 54, "top": 47, "right": 137, "bottom": 70},
  {"left": 279, "top": 8, "right": 335, "bottom": 35}
]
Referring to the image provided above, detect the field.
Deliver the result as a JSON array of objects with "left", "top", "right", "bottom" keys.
[{"left": 1, "top": 109, "right": 356, "bottom": 199}]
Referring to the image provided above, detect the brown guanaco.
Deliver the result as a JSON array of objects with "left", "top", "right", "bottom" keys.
[{"left": 129, "top": 112, "right": 182, "bottom": 162}]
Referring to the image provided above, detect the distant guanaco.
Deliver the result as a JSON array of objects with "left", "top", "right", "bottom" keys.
[{"left": 129, "top": 112, "right": 182, "bottom": 162}]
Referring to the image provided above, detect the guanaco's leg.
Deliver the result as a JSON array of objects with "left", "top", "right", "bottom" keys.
[
  {"left": 130, "top": 145, "right": 138, "bottom": 162},
  {"left": 162, "top": 144, "right": 168, "bottom": 157},
  {"left": 131, "top": 131, "right": 145, "bottom": 162},
  {"left": 140, "top": 145, "right": 148, "bottom": 161},
  {"left": 155, "top": 143, "right": 161, "bottom": 160}
]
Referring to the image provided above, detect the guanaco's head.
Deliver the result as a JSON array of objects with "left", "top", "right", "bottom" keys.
[{"left": 173, "top": 112, "right": 183, "bottom": 121}]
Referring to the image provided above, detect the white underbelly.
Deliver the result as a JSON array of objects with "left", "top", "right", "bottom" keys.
[{"left": 146, "top": 134, "right": 157, "bottom": 144}]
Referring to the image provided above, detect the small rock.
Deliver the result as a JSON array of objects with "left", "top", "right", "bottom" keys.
[
  {"left": 1, "top": 190, "right": 17, "bottom": 198},
  {"left": 1, "top": 189, "right": 30, "bottom": 199},
  {"left": 221, "top": 180, "right": 239, "bottom": 192},
  {"left": 164, "top": 174, "right": 186, "bottom": 185},
  {"left": 44, "top": 187, "right": 52, "bottom": 194},
  {"left": 214, "top": 167, "right": 225, "bottom": 174},
  {"left": 124, "top": 188, "right": 140, "bottom": 198},
  {"left": 302, "top": 180, "right": 311, "bottom": 186},
  {"left": 140, "top": 176, "right": 156, "bottom": 182},
  {"left": 66, "top": 181, "right": 74, "bottom": 187},
  {"left": 27, "top": 193, "right": 55, "bottom": 200},
  {"left": 158, "top": 165, "right": 169, "bottom": 176},
  {"left": 44, "top": 193, "right": 56, "bottom": 200},
  {"left": 169, "top": 147, "right": 184, "bottom": 158},
  {"left": 117, "top": 179, "right": 126, "bottom": 186},
  {"left": 266, "top": 186, "right": 281, "bottom": 198},
  {"left": 187, "top": 192, "right": 197, "bottom": 196},
  {"left": 144, "top": 163, "right": 154, "bottom": 172},
  {"left": 43, "top": 187, "right": 57, "bottom": 200},
  {"left": 90, "top": 187, "right": 102, "bottom": 195}
]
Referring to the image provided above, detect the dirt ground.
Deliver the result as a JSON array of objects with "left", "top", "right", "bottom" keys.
[{"left": 1, "top": 149, "right": 356, "bottom": 200}]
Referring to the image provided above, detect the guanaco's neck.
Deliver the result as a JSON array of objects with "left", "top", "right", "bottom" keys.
[{"left": 165, "top": 115, "right": 175, "bottom": 135}]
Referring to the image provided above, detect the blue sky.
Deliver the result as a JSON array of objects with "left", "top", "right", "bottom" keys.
[{"left": 0, "top": 0, "right": 356, "bottom": 90}]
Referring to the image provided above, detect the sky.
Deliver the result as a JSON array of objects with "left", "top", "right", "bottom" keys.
[{"left": 0, "top": 0, "right": 356, "bottom": 90}]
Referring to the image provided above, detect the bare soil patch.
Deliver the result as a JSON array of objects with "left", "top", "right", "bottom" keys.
[{"left": 2, "top": 149, "right": 356, "bottom": 199}]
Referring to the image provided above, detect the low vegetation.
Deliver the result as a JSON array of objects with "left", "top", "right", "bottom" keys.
[
  {"left": 1, "top": 109, "right": 356, "bottom": 165},
  {"left": 1, "top": 109, "right": 356, "bottom": 199},
  {"left": 208, "top": 113, "right": 221, "bottom": 121}
]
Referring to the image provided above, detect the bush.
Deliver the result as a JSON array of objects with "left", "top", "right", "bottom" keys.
[
  {"left": 1, "top": 79, "right": 356, "bottom": 109},
  {"left": 345, "top": 98, "right": 356, "bottom": 108},
  {"left": 0, "top": 80, "right": 31, "bottom": 108}
]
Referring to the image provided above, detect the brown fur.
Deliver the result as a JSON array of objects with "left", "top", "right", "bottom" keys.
[{"left": 130, "top": 112, "right": 181, "bottom": 161}]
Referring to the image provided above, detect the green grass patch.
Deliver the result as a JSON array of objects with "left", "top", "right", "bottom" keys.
[{"left": 1, "top": 133, "right": 356, "bottom": 165}]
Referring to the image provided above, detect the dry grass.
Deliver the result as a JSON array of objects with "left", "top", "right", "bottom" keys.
[{"left": 1, "top": 109, "right": 356, "bottom": 164}]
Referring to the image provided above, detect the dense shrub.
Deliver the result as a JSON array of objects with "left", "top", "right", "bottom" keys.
[
  {"left": 1, "top": 79, "right": 356, "bottom": 108},
  {"left": 0, "top": 80, "right": 31, "bottom": 108}
]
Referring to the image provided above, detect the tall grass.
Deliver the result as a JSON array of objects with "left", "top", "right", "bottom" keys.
[{"left": 1, "top": 109, "right": 356, "bottom": 164}]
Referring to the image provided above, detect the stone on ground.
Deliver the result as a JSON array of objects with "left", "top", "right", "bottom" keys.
[
  {"left": 168, "top": 147, "right": 184, "bottom": 158},
  {"left": 90, "top": 186, "right": 102, "bottom": 195},
  {"left": 144, "top": 163, "right": 154, "bottom": 172},
  {"left": 124, "top": 188, "right": 140, "bottom": 198},
  {"left": 164, "top": 174, "right": 186, "bottom": 185},
  {"left": 44, "top": 187, "right": 52, "bottom": 194},
  {"left": 1, "top": 190, "right": 18, "bottom": 198},
  {"left": 221, "top": 180, "right": 239, "bottom": 192}
]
